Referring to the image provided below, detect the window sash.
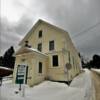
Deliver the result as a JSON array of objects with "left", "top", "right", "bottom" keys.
[
  {"left": 49, "top": 40, "right": 54, "bottom": 51},
  {"left": 38, "top": 43, "right": 42, "bottom": 52}
]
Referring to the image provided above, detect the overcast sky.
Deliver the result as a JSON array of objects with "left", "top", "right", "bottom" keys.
[{"left": 0, "top": 0, "right": 100, "bottom": 59}]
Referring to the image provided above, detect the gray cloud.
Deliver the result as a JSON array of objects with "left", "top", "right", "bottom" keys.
[
  {"left": 0, "top": 16, "right": 34, "bottom": 55},
  {"left": 0, "top": 0, "right": 100, "bottom": 59},
  {"left": 35, "top": 0, "right": 100, "bottom": 58}
]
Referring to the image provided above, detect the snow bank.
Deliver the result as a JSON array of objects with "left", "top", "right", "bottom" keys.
[
  {"left": 91, "top": 68, "right": 100, "bottom": 73},
  {"left": 0, "top": 66, "right": 13, "bottom": 71},
  {"left": 0, "top": 81, "right": 84, "bottom": 100},
  {"left": 0, "top": 69, "right": 95, "bottom": 100},
  {"left": 70, "top": 69, "right": 95, "bottom": 100}
]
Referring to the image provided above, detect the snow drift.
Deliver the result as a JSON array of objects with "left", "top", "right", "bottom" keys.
[{"left": 0, "top": 69, "right": 95, "bottom": 100}]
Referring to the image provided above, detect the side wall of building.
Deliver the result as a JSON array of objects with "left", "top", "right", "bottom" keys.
[
  {"left": 16, "top": 22, "right": 81, "bottom": 83},
  {"left": 13, "top": 52, "right": 48, "bottom": 86},
  {"left": 63, "top": 32, "right": 81, "bottom": 77},
  {"left": 13, "top": 53, "right": 35, "bottom": 86}
]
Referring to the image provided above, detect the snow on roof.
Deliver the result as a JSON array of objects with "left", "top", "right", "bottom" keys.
[
  {"left": 27, "top": 47, "right": 47, "bottom": 57},
  {"left": 0, "top": 66, "right": 13, "bottom": 71},
  {"left": 16, "top": 47, "right": 48, "bottom": 57}
]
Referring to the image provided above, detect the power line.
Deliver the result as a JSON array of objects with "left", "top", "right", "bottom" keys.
[
  {"left": 3, "top": 0, "right": 100, "bottom": 41},
  {"left": 16, "top": 1, "right": 100, "bottom": 39},
  {"left": 72, "top": 22, "right": 100, "bottom": 38}
]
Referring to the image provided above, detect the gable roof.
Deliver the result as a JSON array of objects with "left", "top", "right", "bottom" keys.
[{"left": 19, "top": 19, "right": 68, "bottom": 45}]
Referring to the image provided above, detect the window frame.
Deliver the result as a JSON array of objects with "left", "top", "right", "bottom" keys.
[
  {"left": 37, "top": 43, "right": 42, "bottom": 52},
  {"left": 52, "top": 55, "right": 59, "bottom": 67},
  {"left": 49, "top": 40, "right": 55, "bottom": 51},
  {"left": 38, "top": 62, "right": 42, "bottom": 73},
  {"left": 38, "top": 30, "right": 42, "bottom": 38}
]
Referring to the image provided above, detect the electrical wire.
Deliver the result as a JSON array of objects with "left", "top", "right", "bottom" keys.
[{"left": 72, "top": 22, "right": 100, "bottom": 38}]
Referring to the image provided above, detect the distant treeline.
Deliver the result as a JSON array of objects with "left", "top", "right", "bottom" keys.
[
  {"left": 0, "top": 46, "right": 15, "bottom": 69},
  {"left": 79, "top": 54, "right": 100, "bottom": 69}
]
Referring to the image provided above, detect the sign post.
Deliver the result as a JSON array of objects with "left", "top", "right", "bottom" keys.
[
  {"left": 64, "top": 63, "right": 72, "bottom": 85},
  {"left": 16, "top": 64, "right": 28, "bottom": 97}
]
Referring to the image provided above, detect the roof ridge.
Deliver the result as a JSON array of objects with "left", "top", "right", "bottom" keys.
[{"left": 19, "top": 19, "right": 68, "bottom": 45}]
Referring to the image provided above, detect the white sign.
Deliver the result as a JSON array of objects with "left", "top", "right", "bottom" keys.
[{"left": 16, "top": 64, "right": 27, "bottom": 84}]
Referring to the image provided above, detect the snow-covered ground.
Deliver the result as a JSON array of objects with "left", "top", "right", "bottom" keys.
[
  {"left": 70, "top": 69, "right": 95, "bottom": 100},
  {"left": 91, "top": 68, "right": 100, "bottom": 73},
  {"left": 0, "top": 69, "right": 96, "bottom": 100}
]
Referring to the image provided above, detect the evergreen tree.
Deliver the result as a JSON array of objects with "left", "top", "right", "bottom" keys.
[{"left": 2, "top": 46, "right": 15, "bottom": 68}]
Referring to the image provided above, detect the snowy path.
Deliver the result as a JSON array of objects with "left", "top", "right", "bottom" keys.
[
  {"left": 70, "top": 69, "right": 95, "bottom": 100},
  {"left": 91, "top": 70, "right": 100, "bottom": 100},
  {"left": 0, "top": 69, "right": 96, "bottom": 100},
  {"left": 0, "top": 81, "right": 85, "bottom": 100}
]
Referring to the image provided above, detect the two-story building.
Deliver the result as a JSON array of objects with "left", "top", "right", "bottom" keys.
[{"left": 13, "top": 19, "right": 82, "bottom": 86}]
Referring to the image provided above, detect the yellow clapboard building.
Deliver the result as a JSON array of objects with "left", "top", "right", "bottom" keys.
[{"left": 13, "top": 19, "right": 82, "bottom": 86}]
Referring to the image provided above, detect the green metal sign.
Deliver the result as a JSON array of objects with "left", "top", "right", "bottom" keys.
[{"left": 16, "top": 65, "right": 28, "bottom": 84}]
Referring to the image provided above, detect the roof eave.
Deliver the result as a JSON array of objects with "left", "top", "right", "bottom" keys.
[
  {"left": 19, "top": 19, "right": 43, "bottom": 45},
  {"left": 19, "top": 19, "right": 69, "bottom": 46}
]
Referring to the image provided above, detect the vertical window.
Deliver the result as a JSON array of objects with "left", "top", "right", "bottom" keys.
[
  {"left": 37, "top": 43, "right": 42, "bottom": 52},
  {"left": 38, "top": 62, "right": 42, "bottom": 73},
  {"left": 52, "top": 55, "right": 59, "bottom": 67},
  {"left": 49, "top": 40, "right": 54, "bottom": 51},
  {"left": 68, "top": 51, "right": 70, "bottom": 64},
  {"left": 73, "top": 57, "right": 75, "bottom": 69},
  {"left": 39, "top": 30, "right": 42, "bottom": 38}
]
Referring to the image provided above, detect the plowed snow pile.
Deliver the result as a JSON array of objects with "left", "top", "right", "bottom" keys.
[{"left": 0, "top": 69, "right": 95, "bottom": 100}]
